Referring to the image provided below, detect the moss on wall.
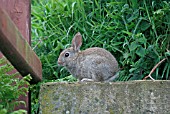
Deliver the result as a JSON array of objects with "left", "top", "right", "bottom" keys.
[{"left": 39, "top": 81, "right": 170, "bottom": 114}]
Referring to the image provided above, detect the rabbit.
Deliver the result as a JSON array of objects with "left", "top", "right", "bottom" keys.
[{"left": 57, "top": 32, "right": 119, "bottom": 82}]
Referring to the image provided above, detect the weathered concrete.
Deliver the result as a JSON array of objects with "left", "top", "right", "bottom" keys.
[{"left": 39, "top": 81, "right": 170, "bottom": 114}]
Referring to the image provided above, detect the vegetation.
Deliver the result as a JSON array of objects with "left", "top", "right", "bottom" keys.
[
  {"left": 31, "top": 0, "right": 169, "bottom": 112},
  {"left": 0, "top": 57, "right": 31, "bottom": 114},
  {"left": 31, "top": 0, "right": 170, "bottom": 81}
]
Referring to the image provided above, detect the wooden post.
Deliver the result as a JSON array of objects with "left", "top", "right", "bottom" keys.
[
  {"left": 0, "top": 0, "right": 31, "bottom": 43},
  {"left": 0, "top": 0, "right": 41, "bottom": 113},
  {"left": 0, "top": 7, "right": 42, "bottom": 83}
]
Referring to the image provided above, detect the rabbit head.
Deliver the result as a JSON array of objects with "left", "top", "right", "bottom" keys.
[{"left": 57, "top": 32, "right": 82, "bottom": 67}]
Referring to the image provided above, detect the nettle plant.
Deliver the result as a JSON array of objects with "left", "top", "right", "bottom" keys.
[{"left": 0, "top": 57, "right": 31, "bottom": 114}]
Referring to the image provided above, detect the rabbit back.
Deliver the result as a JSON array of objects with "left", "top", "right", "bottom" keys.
[{"left": 74, "top": 47, "right": 118, "bottom": 81}]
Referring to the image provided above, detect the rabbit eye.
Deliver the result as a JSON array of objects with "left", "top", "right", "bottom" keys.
[{"left": 65, "top": 52, "right": 70, "bottom": 57}]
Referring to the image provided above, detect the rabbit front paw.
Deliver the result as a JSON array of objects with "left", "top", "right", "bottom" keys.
[{"left": 80, "top": 78, "right": 94, "bottom": 82}]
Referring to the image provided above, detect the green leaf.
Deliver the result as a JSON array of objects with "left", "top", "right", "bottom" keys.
[
  {"left": 129, "top": 41, "right": 139, "bottom": 51},
  {"left": 129, "top": 68, "right": 137, "bottom": 73},
  {"left": 11, "top": 109, "right": 27, "bottom": 114},
  {"left": 136, "top": 46, "right": 146, "bottom": 57},
  {"left": 137, "top": 36, "right": 147, "bottom": 44},
  {"left": 140, "top": 21, "right": 151, "bottom": 31},
  {"left": 127, "top": 10, "right": 139, "bottom": 23},
  {"left": 0, "top": 109, "right": 7, "bottom": 114},
  {"left": 122, "top": 30, "right": 132, "bottom": 36},
  {"left": 123, "top": 52, "right": 129, "bottom": 59},
  {"left": 165, "top": 51, "right": 170, "bottom": 57}
]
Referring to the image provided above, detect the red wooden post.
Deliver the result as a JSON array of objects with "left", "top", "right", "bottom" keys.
[
  {"left": 0, "top": 0, "right": 31, "bottom": 43},
  {"left": 0, "top": 0, "right": 41, "bottom": 113},
  {"left": 0, "top": 0, "right": 30, "bottom": 112},
  {"left": 0, "top": 7, "right": 42, "bottom": 83}
]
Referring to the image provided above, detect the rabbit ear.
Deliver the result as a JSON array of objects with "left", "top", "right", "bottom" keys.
[{"left": 72, "top": 32, "right": 82, "bottom": 52}]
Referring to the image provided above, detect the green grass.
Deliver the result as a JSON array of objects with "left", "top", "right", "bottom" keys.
[{"left": 31, "top": 0, "right": 170, "bottom": 81}]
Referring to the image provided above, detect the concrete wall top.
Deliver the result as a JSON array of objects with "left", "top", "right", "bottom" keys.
[{"left": 39, "top": 80, "right": 170, "bottom": 114}]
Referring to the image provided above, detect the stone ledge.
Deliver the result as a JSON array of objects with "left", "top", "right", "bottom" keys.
[{"left": 39, "top": 81, "right": 170, "bottom": 114}]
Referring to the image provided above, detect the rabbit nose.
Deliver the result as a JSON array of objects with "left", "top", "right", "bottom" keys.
[{"left": 58, "top": 60, "right": 63, "bottom": 65}]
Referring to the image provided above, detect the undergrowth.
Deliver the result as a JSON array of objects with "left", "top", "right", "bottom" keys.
[
  {"left": 31, "top": 0, "right": 170, "bottom": 81},
  {"left": 0, "top": 57, "right": 31, "bottom": 114}
]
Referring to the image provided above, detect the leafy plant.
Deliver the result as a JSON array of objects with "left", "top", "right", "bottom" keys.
[
  {"left": 30, "top": 83, "right": 40, "bottom": 114},
  {"left": 0, "top": 57, "right": 31, "bottom": 114}
]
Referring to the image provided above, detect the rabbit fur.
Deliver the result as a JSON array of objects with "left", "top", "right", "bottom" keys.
[{"left": 58, "top": 32, "right": 119, "bottom": 82}]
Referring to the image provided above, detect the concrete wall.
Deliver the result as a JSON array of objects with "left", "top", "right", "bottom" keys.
[{"left": 39, "top": 81, "right": 170, "bottom": 114}]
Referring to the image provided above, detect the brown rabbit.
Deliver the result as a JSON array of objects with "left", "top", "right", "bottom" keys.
[{"left": 57, "top": 32, "right": 119, "bottom": 82}]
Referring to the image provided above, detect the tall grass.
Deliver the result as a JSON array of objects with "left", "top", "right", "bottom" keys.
[{"left": 31, "top": 0, "right": 170, "bottom": 81}]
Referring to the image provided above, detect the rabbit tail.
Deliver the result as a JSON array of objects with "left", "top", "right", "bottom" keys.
[{"left": 104, "top": 72, "right": 119, "bottom": 82}]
